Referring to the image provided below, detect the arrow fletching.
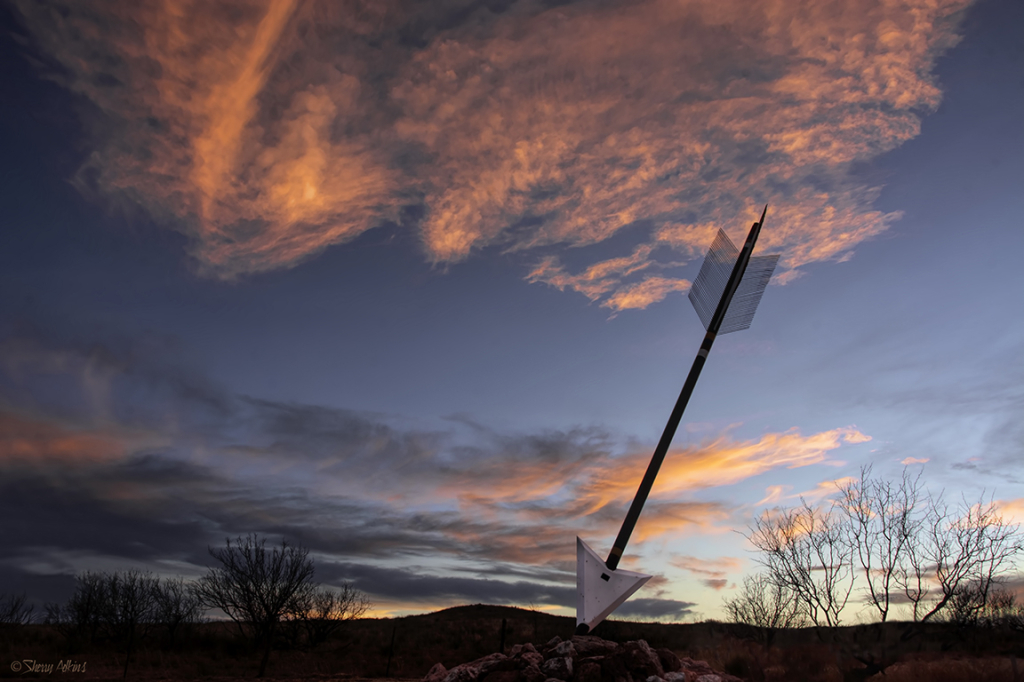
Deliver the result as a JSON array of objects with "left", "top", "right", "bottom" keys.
[{"left": 688, "top": 229, "right": 779, "bottom": 334}]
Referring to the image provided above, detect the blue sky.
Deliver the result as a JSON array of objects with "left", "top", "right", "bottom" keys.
[{"left": 1, "top": 0, "right": 1022, "bottom": 622}]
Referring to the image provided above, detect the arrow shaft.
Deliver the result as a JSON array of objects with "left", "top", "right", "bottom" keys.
[
  {"left": 605, "top": 330, "right": 715, "bottom": 570},
  {"left": 605, "top": 207, "right": 768, "bottom": 571}
]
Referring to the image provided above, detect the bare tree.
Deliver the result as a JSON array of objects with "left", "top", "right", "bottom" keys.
[
  {"left": 289, "top": 584, "right": 369, "bottom": 648},
  {"left": 101, "top": 570, "right": 158, "bottom": 641},
  {"left": 723, "top": 572, "right": 806, "bottom": 647},
  {"left": 838, "top": 466, "right": 923, "bottom": 622},
  {"left": 153, "top": 577, "right": 204, "bottom": 648},
  {"left": 0, "top": 592, "right": 34, "bottom": 626},
  {"left": 44, "top": 569, "right": 159, "bottom": 677},
  {"left": 747, "top": 470, "right": 1023, "bottom": 636},
  {"left": 45, "top": 571, "right": 108, "bottom": 646},
  {"left": 100, "top": 570, "right": 159, "bottom": 679},
  {"left": 196, "top": 534, "right": 316, "bottom": 677},
  {"left": 901, "top": 493, "right": 1023, "bottom": 622},
  {"left": 748, "top": 499, "right": 855, "bottom": 629}
]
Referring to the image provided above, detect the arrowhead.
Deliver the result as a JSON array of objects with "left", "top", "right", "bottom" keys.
[{"left": 576, "top": 537, "right": 651, "bottom": 633}]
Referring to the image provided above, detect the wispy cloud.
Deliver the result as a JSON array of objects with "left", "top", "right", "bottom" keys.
[
  {"left": 0, "top": 331, "right": 873, "bottom": 608},
  {"left": 671, "top": 555, "right": 743, "bottom": 591},
  {"left": 13, "top": 0, "right": 972, "bottom": 304},
  {"left": 526, "top": 244, "right": 662, "bottom": 304},
  {"left": 601, "top": 277, "right": 693, "bottom": 313},
  {"left": 796, "top": 476, "right": 860, "bottom": 503},
  {"left": 757, "top": 484, "right": 792, "bottom": 506}
]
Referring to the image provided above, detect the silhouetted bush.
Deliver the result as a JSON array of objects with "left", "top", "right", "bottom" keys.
[
  {"left": 153, "top": 576, "right": 204, "bottom": 648},
  {"left": 0, "top": 592, "right": 34, "bottom": 626}
]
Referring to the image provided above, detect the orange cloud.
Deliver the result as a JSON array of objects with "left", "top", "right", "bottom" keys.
[
  {"left": 12, "top": 0, "right": 972, "bottom": 295},
  {"left": 526, "top": 244, "right": 658, "bottom": 302},
  {"left": 413, "top": 425, "right": 871, "bottom": 556},
  {"left": 601, "top": 277, "right": 692, "bottom": 313},
  {"left": 0, "top": 412, "right": 129, "bottom": 464},
  {"left": 263, "top": 422, "right": 870, "bottom": 569},
  {"left": 996, "top": 499, "right": 1024, "bottom": 524},
  {"left": 579, "top": 428, "right": 870, "bottom": 513},
  {"left": 627, "top": 501, "right": 735, "bottom": 543},
  {"left": 15, "top": 0, "right": 398, "bottom": 278}
]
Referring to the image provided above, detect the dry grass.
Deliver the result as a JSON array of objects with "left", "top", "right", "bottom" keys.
[
  {"left": 2, "top": 606, "right": 1023, "bottom": 681},
  {"left": 868, "top": 654, "right": 1021, "bottom": 682}
]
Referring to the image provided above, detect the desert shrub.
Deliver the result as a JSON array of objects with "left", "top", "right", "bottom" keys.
[
  {"left": 290, "top": 583, "right": 369, "bottom": 648},
  {"left": 724, "top": 572, "right": 807, "bottom": 647}
]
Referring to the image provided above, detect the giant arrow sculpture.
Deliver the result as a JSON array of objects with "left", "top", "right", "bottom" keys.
[{"left": 576, "top": 206, "right": 780, "bottom": 635}]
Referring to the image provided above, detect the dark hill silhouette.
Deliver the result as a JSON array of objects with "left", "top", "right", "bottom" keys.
[{"left": 2, "top": 603, "right": 1022, "bottom": 680}]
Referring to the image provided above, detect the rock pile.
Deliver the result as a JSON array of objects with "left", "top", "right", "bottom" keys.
[{"left": 422, "top": 635, "right": 742, "bottom": 682}]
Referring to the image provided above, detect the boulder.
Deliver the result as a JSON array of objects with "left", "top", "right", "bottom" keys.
[
  {"left": 655, "top": 649, "right": 683, "bottom": 673},
  {"left": 478, "top": 653, "right": 512, "bottom": 676},
  {"left": 443, "top": 663, "right": 482, "bottom": 682},
  {"left": 576, "top": 660, "right": 603, "bottom": 682},
  {"left": 443, "top": 653, "right": 509, "bottom": 682},
  {"left": 425, "top": 662, "right": 448, "bottom": 682},
  {"left": 598, "top": 653, "right": 632, "bottom": 682},
  {"left": 619, "top": 640, "right": 664, "bottom": 680},
  {"left": 541, "top": 656, "right": 573, "bottom": 681},
  {"left": 510, "top": 643, "right": 539, "bottom": 657},
  {"left": 519, "top": 652, "right": 545, "bottom": 668},
  {"left": 552, "top": 640, "right": 577, "bottom": 659},
  {"left": 488, "top": 658, "right": 522, "bottom": 674},
  {"left": 522, "top": 663, "right": 546, "bottom": 682},
  {"left": 678, "top": 658, "right": 715, "bottom": 677},
  {"left": 571, "top": 636, "right": 620, "bottom": 658},
  {"left": 428, "top": 635, "right": 735, "bottom": 682}
]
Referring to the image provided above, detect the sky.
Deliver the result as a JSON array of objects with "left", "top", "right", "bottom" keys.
[{"left": 1, "top": 0, "right": 1022, "bottom": 623}]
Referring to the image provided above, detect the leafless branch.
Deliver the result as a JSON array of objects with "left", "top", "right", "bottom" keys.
[
  {"left": 195, "top": 534, "right": 316, "bottom": 677},
  {"left": 748, "top": 499, "right": 855, "bottom": 629}
]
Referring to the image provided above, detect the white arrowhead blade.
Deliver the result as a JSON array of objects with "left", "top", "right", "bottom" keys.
[{"left": 576, "top": 537, "right": 651, "bottom": 632}]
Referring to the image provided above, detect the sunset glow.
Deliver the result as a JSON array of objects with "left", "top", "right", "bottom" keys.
[{"left": 1, "top": 0, "right": 1021, "bottom": 621}]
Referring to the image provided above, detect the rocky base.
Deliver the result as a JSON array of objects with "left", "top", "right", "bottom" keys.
[{"left": 422, "top": 635, "right": 743, "bottom": 682}]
